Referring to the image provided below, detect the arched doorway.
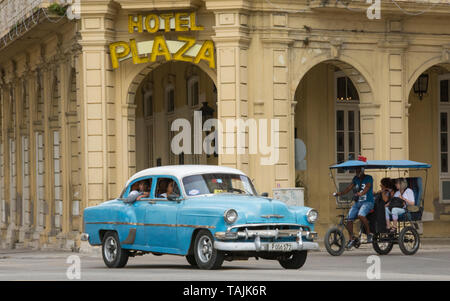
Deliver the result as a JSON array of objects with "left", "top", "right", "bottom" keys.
[
  {"left": 133, "top": 61, "right": 218, "bottom": 171},
  {"left": 293, "top": 59, "right": 374, "bottom": 226},
  {"left": 408, "top": 62, "right": 450, "bottom": 220}
]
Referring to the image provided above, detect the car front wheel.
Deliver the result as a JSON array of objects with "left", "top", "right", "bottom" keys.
[
  {"left": 193, "top": 230, "right": 224, "bottom": 270},
  {"left": 102, "top": 231, "right": 129, "bottom": 268},
  {"left": 278, "top": 251, "right": 308, "bottom": 269}
]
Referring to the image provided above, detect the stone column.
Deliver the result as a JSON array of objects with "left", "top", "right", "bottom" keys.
[
  {"left": 5, "top": 70, "right": 19, "bottom": 247},
  {"left": 0, "top": 84, "right": 8, "bottom": 244},
  {"left": 41, "top": 60, "right": 53, "bottom": 243},
  {"left": 18, "top": 69, "right": 34, "bottom": 246},
  {"left": 250, "top": 12, "right": 294, "bottom": 193},
  {"left": 211, "top": 10, "right": 251, "bottom": 175},
  {"left": 260, "top": 28, "right": 294, "bottom": 190},
  {"left": 377, "top": 40, "right": 409, "bottom": 160},
  {"left": 78, "top": 1, "right": 119, "bottom": 209}
]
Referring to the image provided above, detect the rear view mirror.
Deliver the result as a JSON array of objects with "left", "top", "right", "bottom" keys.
[{"left": 261, "top": 192, "right": 269, "bottom": 197}]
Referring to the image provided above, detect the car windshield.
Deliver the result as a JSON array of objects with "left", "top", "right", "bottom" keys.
[{"left": 182, "top": 173, "right": 257, "bottom": 196}]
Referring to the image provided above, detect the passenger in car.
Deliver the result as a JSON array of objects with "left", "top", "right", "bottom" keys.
[
  {"left": 136, "top": 180, "right": 151, "bottom": 200},
  {"left": 126, "top": 180, "right": 150, "bottom": 202},
  {"left": 157, "top": 179, "right": 175, "bottom": 198}
]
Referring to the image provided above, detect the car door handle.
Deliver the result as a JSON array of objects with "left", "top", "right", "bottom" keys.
[{"left": 148, "top": 201, "right": 156, "bottom": 204}]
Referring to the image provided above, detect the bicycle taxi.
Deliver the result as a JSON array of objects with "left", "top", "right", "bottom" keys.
[{"left": 324, "top": 159, "right": 431, "bottom": 256}]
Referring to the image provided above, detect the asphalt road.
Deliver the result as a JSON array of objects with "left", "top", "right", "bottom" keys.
[{"left": 1, "top": 243, "right": 450, "bottom": 281}]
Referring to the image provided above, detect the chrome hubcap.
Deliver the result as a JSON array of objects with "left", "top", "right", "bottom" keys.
[
  {"left": 197, "top": 235, "right": 213, "bottom": 263},
  {"left": 104, "top": 236, "right": 118, "bottom": 262}
]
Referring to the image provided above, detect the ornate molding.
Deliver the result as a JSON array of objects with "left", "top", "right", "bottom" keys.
[
  {"left": 377, "top": 39, "right": 409, "bottom": 52},
  {"left": 442, "top": 45, "right": 450, "bottom": 63},
  {"left": 330, "top": 39, "right": 343, "bottom": 59}
]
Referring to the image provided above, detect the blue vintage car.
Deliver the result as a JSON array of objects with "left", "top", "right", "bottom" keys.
[{"left": 81, "top": 165, "right": 319, "bottom": 270}]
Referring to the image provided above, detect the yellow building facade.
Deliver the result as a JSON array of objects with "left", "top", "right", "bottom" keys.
[{"left": 0, "top": 0, "right": 449, "bottom": 250}]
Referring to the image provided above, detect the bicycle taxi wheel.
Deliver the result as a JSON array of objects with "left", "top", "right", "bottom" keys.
[
  {"left": 398, "top": 226, "right": 420, "bottom": 255},
  {"left": 324, "top": 196, "right": 352, "bottom": 256},
  {"left": 372, "top": 233, "right": 394, "bottom": 255},
  {"left": 324, "top": 227, "right": 346, "bottom": 256}
]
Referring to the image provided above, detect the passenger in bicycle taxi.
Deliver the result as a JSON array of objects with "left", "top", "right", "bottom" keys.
[
  {"left": 385, "top": 178, "right": 415, "bottom": 233},
  {"left": 335, "top": 167, "right": 374, "bottom": 247},
  {"left": 376, "top": 177, "right": 395, "bottom": 204}
]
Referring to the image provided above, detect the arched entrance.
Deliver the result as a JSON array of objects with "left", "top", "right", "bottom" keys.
[
  {"left": 292, "top": 59, "right": 375, "bottom": 226},
  {"left": 408, "top": 62, "right": 450, "bottom": 220},
  {"left": 132, "top": 61, "right": 218, "bottom": 172}
]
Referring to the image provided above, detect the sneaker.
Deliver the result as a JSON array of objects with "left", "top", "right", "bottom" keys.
[
  {"left": 367, "top": 233, "right": 373, "bottom": 243},
  {"left": 346, "top": 239, "right": 356, "bottom": 249}
]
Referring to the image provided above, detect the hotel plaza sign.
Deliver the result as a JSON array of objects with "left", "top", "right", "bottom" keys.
[{"left": 110, "top": 12, "right": 215, "bottom": 70}]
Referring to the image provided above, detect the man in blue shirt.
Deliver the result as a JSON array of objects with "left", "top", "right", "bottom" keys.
[{"left": 335, "top": 167, "right": 374, "bottom": 247}]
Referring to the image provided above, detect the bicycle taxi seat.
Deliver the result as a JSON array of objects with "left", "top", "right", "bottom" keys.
[{"left": 394, "top": 177, "right": 424, "bottom": 221}]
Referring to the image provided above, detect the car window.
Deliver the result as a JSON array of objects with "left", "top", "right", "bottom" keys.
[
  {"left": 182, "top": 173, "right": 256, "bottom": 196},
  {"left": 122, "top": 177, "right": 152, "bottom": 200},
  {"left": 155, "top": 177, "right": 180, "bottom": 199}
]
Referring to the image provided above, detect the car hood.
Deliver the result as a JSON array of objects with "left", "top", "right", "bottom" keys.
[{"left": 186, "top": 194, "right": 299, "bottom": 224}]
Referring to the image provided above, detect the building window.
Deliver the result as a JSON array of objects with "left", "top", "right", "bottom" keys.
[
  {"left": 145, "top": 92, "right": 153, "bottom": 117},
  {"left": 439, "top": 74, "right": 450, "bottom": 202},
  {"left": 187, "top": 76, "right": 199, "bottom": 107},
  {"left": 441, "top": 78, "right": 449, "bottom": 103},
  {"left": 335, "top": 72, "right": 360, "bottom": 175},
  {"left": 168, "top": 120, "right": 176, "bottom": 165},
  {"left": 336, "top": 74, "right": 359, "bottom": 102},
  {"left": 166, "top": 85, "right": 175, "bottom": 113},
  {"left": 142, "top": 81, "right": 153, "bottom": 118},
  {"left": 146, "top": 125, "right": 154, "bottom": 167}
]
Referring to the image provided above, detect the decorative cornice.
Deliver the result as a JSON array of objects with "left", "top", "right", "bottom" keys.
[
  {"left": 377, "top": 39, "right": 409, "bottom": 51},
  {"left": 212, "top": 35, "right": 252, "bottom": 48}
]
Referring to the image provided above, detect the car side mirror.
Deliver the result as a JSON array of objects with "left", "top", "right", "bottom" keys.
[
  {"left": 261, "top": 192, "right": 269, "bottom": 197},
  {"left": 167, "top": 193, "right": 181, "bottom": 202}
]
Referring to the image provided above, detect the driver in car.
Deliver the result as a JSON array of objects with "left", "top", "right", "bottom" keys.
[{"left": 335, "top": 166, "right": 375, "bottom": 247}]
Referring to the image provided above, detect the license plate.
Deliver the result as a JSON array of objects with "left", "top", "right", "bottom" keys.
[{"left": 268, "top": 243, "right": 293, "bottom": 252}]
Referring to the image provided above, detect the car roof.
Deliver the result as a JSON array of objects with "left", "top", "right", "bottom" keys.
[{"left": 125, "top": 165, "right": 247, "bottom": 186}]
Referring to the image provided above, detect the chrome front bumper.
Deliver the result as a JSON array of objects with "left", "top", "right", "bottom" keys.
[
  {"left": 80, "top": 233, "right": 89, "bottom": 241},
  {"left": 214, "top": 239, "right": 320, "bottom": 252},
  {"left": 214, "top": 224, "right": 319, "bottom": 252}
]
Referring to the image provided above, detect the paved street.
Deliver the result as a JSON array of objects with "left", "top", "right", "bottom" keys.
[{"left": 1, "top": 240, "right": 450, "bottom": 281}]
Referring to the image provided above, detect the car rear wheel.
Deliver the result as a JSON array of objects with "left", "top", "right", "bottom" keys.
[
  {"left": 102, "top": 231, "right": 129, "bottom": 268},
  {"left": 193, "top": 230, "right": 224, "bottom": 270},
  {"left": 278, "top": 251, "right": 308, "bottom": 269}
]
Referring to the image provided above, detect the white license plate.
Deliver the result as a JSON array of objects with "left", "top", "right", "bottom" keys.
[{"left": 268, "top": 243, "right": 293, "bottom": 252}]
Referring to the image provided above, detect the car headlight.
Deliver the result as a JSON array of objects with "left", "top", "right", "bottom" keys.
[
  {"left": 224, "top": 209, "right": 238, "bottom": 224},
  {"left": 306, "top": 209, "right": 318, "bottom": 224}
]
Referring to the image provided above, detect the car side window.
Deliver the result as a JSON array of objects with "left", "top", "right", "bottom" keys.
[
  {"left": 123, "top": 178, "right": 153, "bottom": 202},
  {"left": 155, "top": 177, "right": 180, "bottom": 199}
]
